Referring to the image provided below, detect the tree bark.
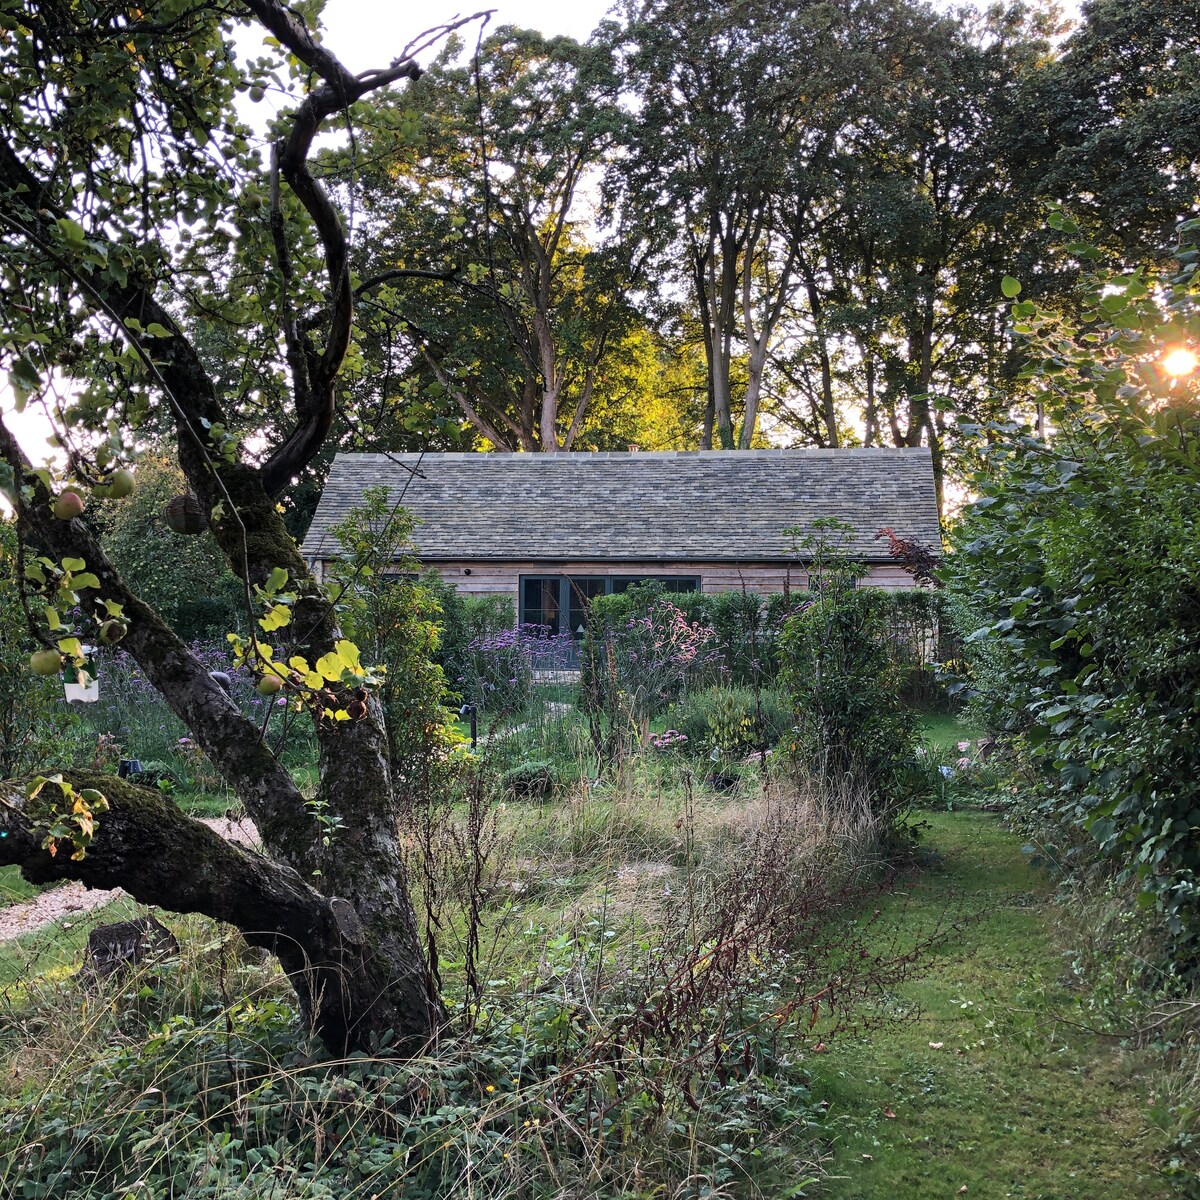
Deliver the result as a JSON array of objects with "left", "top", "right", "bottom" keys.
[{"left": 0, "top": 772, "right": 435, "bottom": 1055}]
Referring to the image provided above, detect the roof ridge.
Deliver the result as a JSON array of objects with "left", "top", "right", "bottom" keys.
[{"left": 332, "top": 447, "right": 933, "bottom": 462}]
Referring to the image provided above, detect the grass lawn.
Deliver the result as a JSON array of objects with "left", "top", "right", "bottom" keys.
[
  {"left": 0, "top": 867, "right": 40, "bottom": 909},
  {"left": 809, "top": 809, "right": 1168, "bottom": 1199},
  {"left": 917, "top": 711, "right": 983, "bottom": 752}
]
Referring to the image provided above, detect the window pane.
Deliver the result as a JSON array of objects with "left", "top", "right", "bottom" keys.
[
  {"left": 612, "top": 576, "right": 699, "bottom": 594},
  {"left": 567, "top": 577, "right": 606, "bottom": 637},
  {"left": 521, "top": 577, "right": 560, "bottom": 634}
]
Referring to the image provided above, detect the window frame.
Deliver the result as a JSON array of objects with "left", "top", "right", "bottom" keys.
[{"left": 518, "top": 573, "right": 702, "bottom": 636}]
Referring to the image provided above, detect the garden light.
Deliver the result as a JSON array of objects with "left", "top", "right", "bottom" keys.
[{"left": 1162, "top": 346, "right": 1199, "bottom": 377}]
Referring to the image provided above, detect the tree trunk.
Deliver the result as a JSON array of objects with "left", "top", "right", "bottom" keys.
[
  {"left": 0, "top": 772, "right": 438, "bottom": 1054},
  {"left": 0, "top": 424, "right": 444, "bottom": 1056}
]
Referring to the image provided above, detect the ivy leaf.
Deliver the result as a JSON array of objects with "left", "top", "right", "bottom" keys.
[{"left": 1001, "top": 276, "right": 1022, "bottom": 299}]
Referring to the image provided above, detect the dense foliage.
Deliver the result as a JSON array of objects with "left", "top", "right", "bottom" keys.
[
  {"left": 779, "top": 529, "right": 920, "bottom": 815},
  {"left": 326, "top": 489, "right": 459, "bottom": 788},
  {"left": 950, "top": 219, "right": 1200, "bottom": 961}
]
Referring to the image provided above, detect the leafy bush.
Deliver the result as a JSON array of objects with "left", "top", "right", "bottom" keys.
[
  {"left": 779, "top": 526, "right": 919, "bottom": 817},
  {"left": 327, "top": 490, "right": 458, "bottom": 787},
  {"left": 949, "top": 219, "right": 1200, "bottom": 963},
  {"left": 424, "top": 577, "right": 521, "bottom": 705},
  {"left": 878, "top": 589, "right": 952, "bottom": 709},
  {"left": 702, "top": 589, "right": 779, "bottom": 685},
  {"left": 668, "top": 685, "right": 792, "bottom": 761},
  {"left": 93, "top": 454, "right": 242, "bottom": 640}
]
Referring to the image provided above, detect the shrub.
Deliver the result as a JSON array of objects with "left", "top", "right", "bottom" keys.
[
  {"left": 948, "top": 221, "right": 1200, "bottom": 963},
  {"left": 668, "top": 685, "right": 792, "bottom": 762},
  {"left": 878, "top": 589, "right": 952, "bottom": 709},
  {"left": 327, "top": 490, "right": 460, "bottom": 791},
  {"left": 93, "top": 454, "right": 242, "bottom": 640},
  {"left": 779, "top": 526, "right": 919, "bottom": 818},
  {"left": 425, "top": 578, "right": 520, "bottom": 702},
  {"left": 463, "top": 624, "right": 536, "bottom": 713},
  {"left": 703, "top": 589, "right": 780, "bottom": 685}
]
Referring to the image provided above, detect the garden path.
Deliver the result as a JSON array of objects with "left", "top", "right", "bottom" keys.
[
  {"left": 0, "top": 816, "right": 258, "bottom": 942},
  {"left": 808, "top": 810, "right": 1174, "bottom": 1197}
]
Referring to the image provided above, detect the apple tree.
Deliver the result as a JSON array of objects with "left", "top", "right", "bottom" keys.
[{"left": 0, "top": 0, "right": 463, "bottom": 1054}]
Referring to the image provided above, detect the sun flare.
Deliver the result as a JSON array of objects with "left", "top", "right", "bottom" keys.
[{"left": 1163, "top": 346, "right": 1199, "bottom": 378}]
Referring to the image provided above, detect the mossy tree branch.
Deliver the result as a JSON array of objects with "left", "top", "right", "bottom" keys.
[{"left": 0, "top": 772, "right": 433, "bottom": 1055}]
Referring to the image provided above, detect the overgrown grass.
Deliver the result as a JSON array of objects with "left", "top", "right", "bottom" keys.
[
  {"left": 808, "top": 810, "right": 1177, "bottom": 1198},
  {"left": 6, "top": 702, "right": 1187, "bottom": 1197},
  {"left": 1, "top": 769, "right": 917, "bottom": 1199},
  {"left": 0, "top": 896, "right": 143, "bottom": 989}
]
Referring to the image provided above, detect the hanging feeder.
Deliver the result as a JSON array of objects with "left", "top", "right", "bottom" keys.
[
  {"left": 63, "top": 646, "right": 99, "bottom": 703},
  {"left": 162, "top": 493, "right": 207, "bottom": 535}
]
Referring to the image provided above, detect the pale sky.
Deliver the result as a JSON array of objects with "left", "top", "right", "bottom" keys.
[{"left": 319, "top": 0, "right": 617, "bottom": 70}]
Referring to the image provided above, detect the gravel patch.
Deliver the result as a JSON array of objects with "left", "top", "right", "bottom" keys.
[{"left": 0, "top": 815, "right": 261, "bottom": 943}]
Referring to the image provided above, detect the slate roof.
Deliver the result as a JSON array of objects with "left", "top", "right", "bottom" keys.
[{"left": 300, "top": 449, "right": 941, "bottom": 564}]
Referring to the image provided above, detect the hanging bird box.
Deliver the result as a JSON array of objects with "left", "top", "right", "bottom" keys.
[{"left": 162, "top": 493, "right": 206, "bottom": 535}]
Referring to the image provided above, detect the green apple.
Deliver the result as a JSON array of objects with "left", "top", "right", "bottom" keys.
[
  {"left": 107, "top": 469, "right": 135, "bottom": 499},
  {"left": 257, "top": 673, "right": 284, "bottom": 696},
  {"left": 30, "top": 649, "right": 64, "bottom": 676},
  {"left": 52, "top": 490, "right": 85, "bottom": 520}
]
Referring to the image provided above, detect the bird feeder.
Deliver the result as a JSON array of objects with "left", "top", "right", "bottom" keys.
[
  {"left": 162, "top": 493, "right": 207, "bottom": 535},
  {"left": 63, "top": 647, "right": 99, "bottom": 703}
]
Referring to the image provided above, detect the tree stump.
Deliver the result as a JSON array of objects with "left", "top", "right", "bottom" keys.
[{"left": 80, "top": 916, "right": 179, "bottom": 984}]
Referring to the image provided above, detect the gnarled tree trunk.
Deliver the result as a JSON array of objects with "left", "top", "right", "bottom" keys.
[{"left": 0, "top": 0, "right": 457, "bottom": 1055}]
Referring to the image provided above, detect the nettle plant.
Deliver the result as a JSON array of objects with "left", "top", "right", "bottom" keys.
[{"left": 0, "top": 0, "right": 488, "bottom": 1054}]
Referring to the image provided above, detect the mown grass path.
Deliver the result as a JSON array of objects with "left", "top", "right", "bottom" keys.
[{"left": 810, "top": 810, "right": 1169, "bottom": 1200}]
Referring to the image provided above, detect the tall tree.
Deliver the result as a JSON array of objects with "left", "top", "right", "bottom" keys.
[
  {"left": 615, "top": 0, "right": 928, "bottom": 450},
  {"left": 1014, "top": 0, "right": 1200, "bottom": 260},
  {"left": 768, "top": 3, "right": 1056, "bottom": 511},
  {"left": 0, "top": 0, "right": 454, "bottom": 1054},
  {"left": 342, "top": 27, "right": 642, "bottom": 452}
]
